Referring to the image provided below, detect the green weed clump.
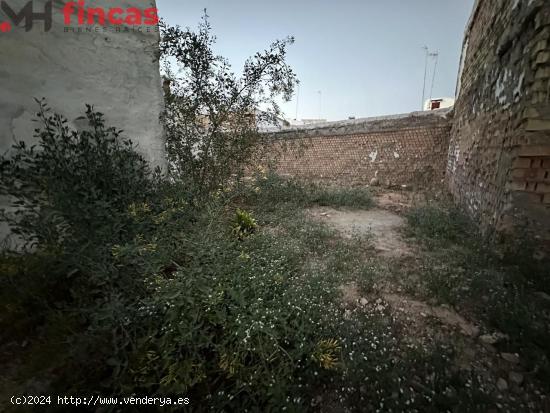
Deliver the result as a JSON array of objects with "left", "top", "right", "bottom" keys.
[
  {"left": 404, "top": 201, "right": 474, "bottom": 248},
  {"left": 232, "top": 208, "right": 257, "bottom": 240}
]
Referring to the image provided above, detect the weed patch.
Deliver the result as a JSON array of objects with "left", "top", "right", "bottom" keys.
[
  {"left": 405, "top": 202, "right": 550, "bottom": 392},
  {"left": 404, "top": 201, "right": 475, "bottom": 249},
  {"left": 247, "top": 171, "right": 374, "bottom": 211}
]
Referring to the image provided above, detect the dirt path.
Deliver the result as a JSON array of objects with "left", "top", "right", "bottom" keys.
[
  {"left": 310, "top": 198, "right": 482, "bottom": 339},
  {"left": 309, "top": 207, "right": 411, "bottom": 257}
]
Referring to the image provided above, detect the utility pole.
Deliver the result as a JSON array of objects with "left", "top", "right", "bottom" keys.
[
  {"left": 295, "top": 82, "right": 300, "bottom": 120},
  {"left": 421, "top": 46, "right": 429, "bottom": 110},
  {"left": 429, "top": 51, "right": 439, "bottom": 101},
  {"left": 421, "top": 46, "right": 439, "bottom": 110}
]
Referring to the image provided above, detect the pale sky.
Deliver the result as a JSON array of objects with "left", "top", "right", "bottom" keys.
[{"left": 156, "top": 0, "right": 475, "bottom": 121}]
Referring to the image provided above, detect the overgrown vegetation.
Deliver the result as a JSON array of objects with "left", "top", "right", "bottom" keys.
[
  {"left": 404, "top": 202, "right": 550, "bottom": 390},
  {"left": 0, "top": 99, "right": 157, "bottom": 252},
  {"left": 1, "top": 15, "right": 549, "bottom": 413},
  {"left": 246, "top": 170, "right": 375, "bottom": 210},
  {"left": 160, "top": 14, "right": 297, "bottom": 198},
  {"left": 0, "top": 104, "right": 480, "bottom": 410},
  {"left": 0, "top": 97, "right": 486, "bottom": 411},
  {"left": 1, "top": 17, "right": 406, "bottom": 412},
  {"left": 404, "top": 201, "right": 474, "bottom": 248}
]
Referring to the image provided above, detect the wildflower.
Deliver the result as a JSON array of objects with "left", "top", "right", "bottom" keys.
[
  {"left": 111, "top": 244, "right": 122, "bottom": 258},
  {"left": 128, "top": 202, "right": 150, "bottom": 217},
  {"left": 312, "top": 339, "right": 341, "bottom": 370},
  {"left": 219, "top": 353, "right": 240, "bottom": 376},
  {"left": 239, "top": 250, "right": 251, "bottom": 261}
]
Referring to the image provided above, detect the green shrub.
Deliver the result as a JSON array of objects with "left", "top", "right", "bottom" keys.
[
  {"left": 0, "top": 99, "right": 156, "bottom": 252},
  {"left": 0, "top": 101, "right": 177, "bottom": 395},
  {"left": 232, "top": 208, "right": 257, "bottom": 240}
]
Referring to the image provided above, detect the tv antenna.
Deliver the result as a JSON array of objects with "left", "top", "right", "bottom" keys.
[
  {"left": 429, "top": 51, "right": 439, "bottom": 101},
  {"left": 421, "top": 47, "right": 439, "bottom": 110}
]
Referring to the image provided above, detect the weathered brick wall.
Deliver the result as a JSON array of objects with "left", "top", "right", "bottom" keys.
[
  {"left": 448, "top": 0, "right": 550, "bottom": 245},
  {"left": 264, "top": 110, "right": 452, "bottom": 188}
]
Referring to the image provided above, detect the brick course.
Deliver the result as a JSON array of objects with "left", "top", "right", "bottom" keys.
[{"left": 263, "top": 110, "right": 452, "bottom": 188}]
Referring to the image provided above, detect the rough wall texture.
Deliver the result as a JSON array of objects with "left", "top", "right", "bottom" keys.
[
  {"left": 264, "top": 110, "right": 452, "bottom": 188},
  {"left": 448, "top": 0, "right": 550, "bottom": 246},
  {"left": 0, "top": 0, "right": 165, "bottom": 243},
  {"left": 0, "top": 0, "right": 165, "bottom": 165}
]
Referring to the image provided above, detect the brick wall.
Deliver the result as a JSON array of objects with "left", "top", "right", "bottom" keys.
[
  {"left": 264, "top": 110, "right": 452, "bottom": 188},
  {"left": 448, "top": 0, "right": 550, "bottom": 245}
]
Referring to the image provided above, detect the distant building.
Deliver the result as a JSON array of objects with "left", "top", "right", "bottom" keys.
[
  {"left": 286, "top": 118, "right": 328, "bottom": 126},
  {"left": 424, "top": 97, "right": 455, "bottom": 111},
  {"left": 256, "top": 110, "right": 289, "bottom": 131},
  {"left": 301, "top": 118, "right": 328, "bottom": 125}
]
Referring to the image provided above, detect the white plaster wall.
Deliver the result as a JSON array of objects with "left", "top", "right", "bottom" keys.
[{"left": 0, "top": 0, "right": 166, "bottom": 244}]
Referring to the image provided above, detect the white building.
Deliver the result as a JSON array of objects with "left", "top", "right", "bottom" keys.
[{"left": 424, "top": 97, "right": 455, "bottom": 111}]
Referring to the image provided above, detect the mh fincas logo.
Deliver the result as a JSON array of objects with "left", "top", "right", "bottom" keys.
[{"left": 0, "top": 1, "right": 159, "bottom": 33}]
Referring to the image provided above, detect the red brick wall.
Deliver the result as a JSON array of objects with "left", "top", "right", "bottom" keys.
[{"left": 264, "top": 110, "right": 452, "bottom": 188}]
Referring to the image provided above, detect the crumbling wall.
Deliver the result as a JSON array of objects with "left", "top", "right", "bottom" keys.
[
  {"left": 448, "top": 0, "right": 550, "bottom": 246},
  {"left": 264, "top": 110, "right": 452, "bottom": 188},
  {"left": 0, "top": 0, "right": 165, "bottom": 244}
]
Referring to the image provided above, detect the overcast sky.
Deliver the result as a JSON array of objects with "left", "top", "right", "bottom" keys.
[{"left": 156, "top": 0, "right": 475, "bottom": 121}]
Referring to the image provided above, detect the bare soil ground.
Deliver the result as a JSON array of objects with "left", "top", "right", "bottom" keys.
[
  {"left": 309, "top": 207, "right": 411, "bottom": 257},
  {"left": 311, "top": 193, "right": 484, "bottom": 337}
]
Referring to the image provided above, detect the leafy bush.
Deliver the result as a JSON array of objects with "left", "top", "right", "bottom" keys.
[
  {"left": 0, "top": 102, "right": 177, "bottom": 395},
  {"left": 0, "top": 99, "right": 156, "bottom": 252}
]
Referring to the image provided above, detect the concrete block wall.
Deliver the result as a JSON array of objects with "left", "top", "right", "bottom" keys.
[
  {"left": 264, "top": 110, "right": 452, "bottom": 188},
  {"left": 448, "top": 0, "right": 550, "bottom": 246}
]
